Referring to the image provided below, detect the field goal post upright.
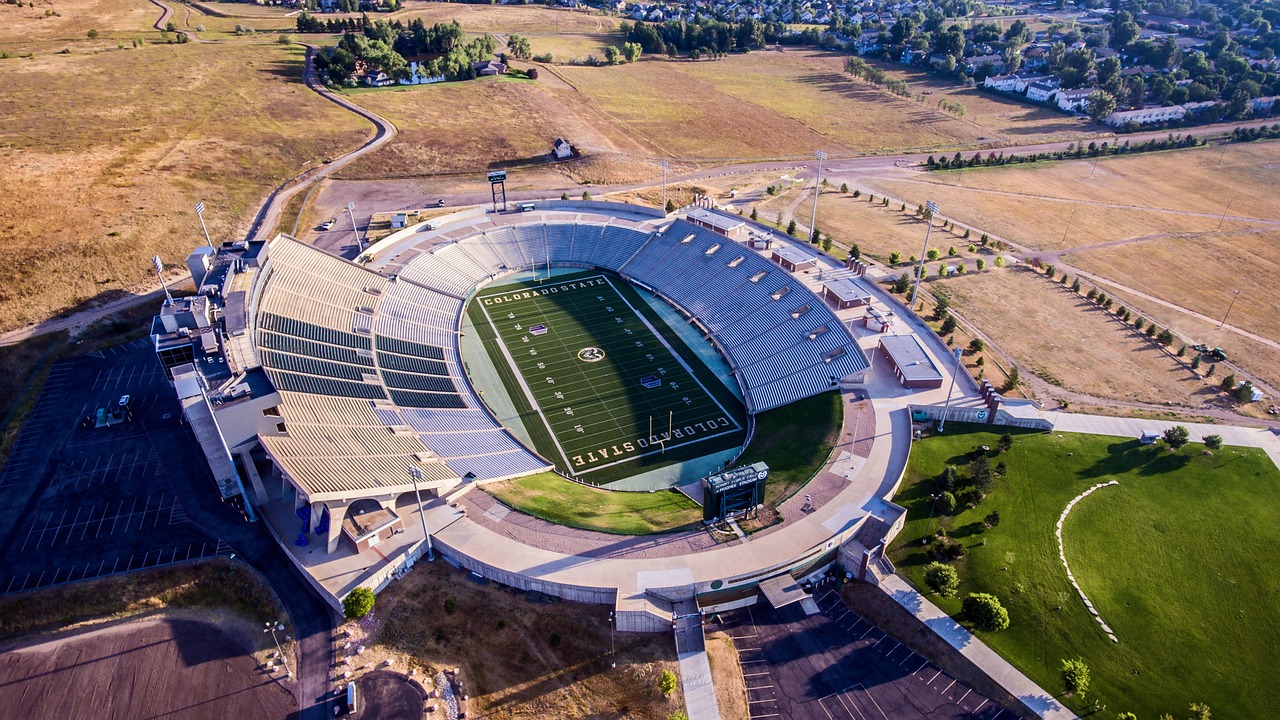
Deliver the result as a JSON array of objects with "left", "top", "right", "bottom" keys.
[{"left": 488, "top": 170, "right": 508, "bottom": 213}]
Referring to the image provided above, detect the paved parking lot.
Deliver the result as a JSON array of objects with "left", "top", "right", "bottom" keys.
[
  {"left": 716, "top": 588, "right": 1009, "bottom": 720},
  {"left": 0, "top": 341, "right": 225, "bottom": 594}
]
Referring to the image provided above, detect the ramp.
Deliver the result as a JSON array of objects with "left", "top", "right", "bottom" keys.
[{"left": 674, "top": 612, "right": 720, "bottom": 720}]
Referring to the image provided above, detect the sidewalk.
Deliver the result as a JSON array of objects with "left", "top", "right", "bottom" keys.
[{"left": 877, "top": 575, "right": 1079, "bottom": 720}]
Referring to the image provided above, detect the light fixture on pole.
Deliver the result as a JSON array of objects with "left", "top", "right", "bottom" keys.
[
  {"left": 194, "top": 201, "right": 213, "bottom": 248},
  {"left": 153, "top": 255, "right": 173, "bottom": 305},
  {"left": 408, "top": 466, "right": 435, "bottom": 561},
  {"left": 264, "top": 621, "right": 291, "bottom": 678},
  {"left": 608, "top": 611, "right": 616, "bottom": 668},
  {"left": 346, "top": 201, "right": 361, "bottom": 249},
  {"left": 1219, "top": 289, "right": 1240, "bottom": 330},
  {"left": 660, "top": 159, "right": 669, "bottom": 210},
  {"left": 908, "top": 200, "right": 939, "bottom": 310},
  {"left": 937, "top": 347, "right": 965, "bottom": 432},
  {"left": 809, "top": 150, "right": 827, "bottom": 245}
]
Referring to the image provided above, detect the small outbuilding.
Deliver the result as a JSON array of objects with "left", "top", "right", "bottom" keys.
[
  {"left": 822, "top": 277, "right": 873, "bottom": 309},
  {"left": 553, "top": 138, "right": 573, "bottom": 159},
  {"left": 391, "top": 213, "right": 408, "bottom": 229},
  {"left": 342, "top": 500, "right": 404, "bottom": 554},
  {"left": 473, "top": 59, "right": 507, "bottom": 76},
  {"left": 878, "top": 335, "right": 944, "bottom": 389},
  {"left": 686, "top": 208, "right": 748, "bottom": 241},
  {"left": 862, "top": 306, "right": 896, "bottom": 333},
  {"left": 770, "top": 245, "right": 818, "bottom": 273}
]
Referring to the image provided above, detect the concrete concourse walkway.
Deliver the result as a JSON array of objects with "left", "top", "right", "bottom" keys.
[
  {"left": 1041, "top": 411, "right": 1280, "bottom": 471},
  {"left": 877, "top": 575, "right": 1078, "bottom": 720}
]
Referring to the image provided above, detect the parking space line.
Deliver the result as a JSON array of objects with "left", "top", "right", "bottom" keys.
[
  {"left": 943, "top": 679, "right": 957, "bottom": 694},
  {"left": 958, "top": 688, "right": 972, "bottom": 703},
  {"left": 897, "top": 651, "right": 916, "bottom": 666}
]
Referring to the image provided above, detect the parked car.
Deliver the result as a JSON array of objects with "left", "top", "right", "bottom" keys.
[{"left": 319, "top": 219, "right": 335, "bottom": 231}]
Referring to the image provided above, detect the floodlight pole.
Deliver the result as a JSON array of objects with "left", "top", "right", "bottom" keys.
[
  {"left": 608, "top": 611, "right": 616, "bottom": 668},
  {"left": 808, "top": 150, "right": 827, "bottom": 244},
  {"left": 908, "top": 200, "right": 939, "bottom": 311},
  {"left": 346, "top": 201, "right": 361, "bottom": 249},
  {"left": 153, "top": 255, "right": 173, "bottom": 305},
  {"left": 195, "top": 201, "right": 213, "bottom": 247},
  {"left": 937, "top": 347, "right": 965, "bottom": 432},
  {"left": 408, "top": 467, "right": 435, "bottom": 562},
  {"left": 661, "top": 159, "right": 669, "bottom": 210}
]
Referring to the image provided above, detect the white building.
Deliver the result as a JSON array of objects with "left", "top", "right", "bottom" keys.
[
  {"left": 983, "top": 73, "right": 1050, "bottom": 93},
  {"left": 1056, "top": 87, "right": 1100, "bottom": 113},
  {"left": 1026, "top": 81, "right": 1059, "bottom": 103}
]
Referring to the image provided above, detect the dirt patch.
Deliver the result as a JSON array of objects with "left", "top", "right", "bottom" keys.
[
  {"left": 345, "top": 559, "right": 686, "bottom": 719},
  {"left": 705, "top": 630, "right": 749, "bottom": 720},
  {"left": 0, "top": 614, "right": 295, "bottom": 719}
]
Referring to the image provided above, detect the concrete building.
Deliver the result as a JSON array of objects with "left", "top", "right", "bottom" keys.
[
  {"left": 685, "top": 207, "right": 748, "bottom": 241},
  {"left": 877, "top": 335, "right": 944, "bottom": 389},
  {"left": 822, "top": 277, "right": 874, "bottom": 309},
  {"left": 770, "top": 244, "right": 818, "bottom": 272}
]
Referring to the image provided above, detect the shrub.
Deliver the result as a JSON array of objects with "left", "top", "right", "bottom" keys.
[
  {"left": 277, "top": 34, "right": 292, "bottom": 44},
  {"left": 582, "top": 190, "right": 592, "bottom": 201},
  {"left": 935, "top": 466, "right": 959, "bottom": 492},
  {"left": 669, "top": 713, "right": 690, "bottom": 720},
  {"left": 1060, "top": 657, "right": 1091, "bottom": 698},
  {"left": 889, "top": 251, "right": 901, "bottom": 264},
  {"left": 852, "top": 189, "right": 861, "bottom": 198},
  {"left": 1134, "top": 317, "right": 1146, "bottom": 331},
  {"left": 997, "top": 433, "right": 1012, "bottom": 452},
  {"left": 940, "top": 316, "right": 957, "bottom": 334},
  {"left": 527, "top": 67, "right": 539, "bottom": 80},
  {"left": 1220, "top": 373, "right": 1237, "bottom": 391},
  {"left": 934, "top": 491, "right": 956, "bottom": 514},
  {"left": 1203, "top": 434, "right": 1223, "bottom": 450},
  {"left": 994, "top": 256, "right": 1006, "bottom": 268},
  {"left": 927, "top": 248, "right": 940, "bottom": 260},
  {"left": 840, "top": 182, "right": 849, "bottom": 193},
  {"left": 1157, "top": 329, "right": 1175, "bottom": 345},
  {"left": 956, "top": 487, "right": 983, "bottom": 508},
  {"left": 1191, "top": 355, "right": 1202, "bottom": 370},
  {"left": 549, "top": 632, "right": 562, "bottom": 647},
  {"left": 658, "top": 669, "right": 678, "bottom": 695},
  {"left": 343, "top": 587, "right": 375, "bottom": 620},
  {"left": 963, "top": 593, "right": 1009, "bottom": 632},
  {"left": 984, "top": 510, "right": 1000, "bottom": 528},
  {"left": 976, "top": 258, "right": 986, "bottom": 270},
  {"left": 968, "top": 338, "right": 984, "bottom": 353},
  {"left": 924, "top": 562, "right": 960, "bottom": 597},
  {"left": 444, "top": 596, "right": 458, "bottom": 613},
  {"left": 1162, "top": 425, "right": 1190, "bottom": 450}
]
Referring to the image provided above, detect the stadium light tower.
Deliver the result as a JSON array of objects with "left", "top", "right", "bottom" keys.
[
  {"left": 908, "top": 200, "right": 940, "bottom": 310},
  {"left": 153, "top": 255, "right": 173, "bottom": 306},
  {"left": 937, "top": 347, "right": 965, "bottom": 432},
  {"left": 346, "top": 201, "right": 361, "bottom": 249},
  {"left": 194, "top": 201, "right": 213, "bottom": 247},
  {"left": 661, "top": 159, "right": 669, "bottom": 211},
  {"left": 408, "top": 466, "right": 435, "bottom": 562},
  {"left": 263, "top": 622, "right": 291, "bottom": 678},
  {"left": 808, "top": 150, "right": 827, "bottom": 244}
]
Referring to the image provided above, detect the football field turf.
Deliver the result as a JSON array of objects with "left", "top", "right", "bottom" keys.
[{"left": 473, "top": 273, "right": 743, "bottom": 480}]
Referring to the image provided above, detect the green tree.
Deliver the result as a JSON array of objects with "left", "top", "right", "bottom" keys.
[
  {"left": 935, "top": 295, "right": 950, "bottom": 317},
  {"left": 1220, "top": 373, "right": 1237, "bottom": 391},
  {"left": 343, "top": 587, "right": 375, "bottom": 620},
  {"left": 1191, "top": 355, "right": 1202, "bottom": 370},
  {"left": 1162, "top": 425, "right": 1190, "bottom": 450},
  {"left": 1157, "top": 329, "right": 1175, "bottom": 346},
  {"left": 1203, "top": 434, "right": 1223, "bottom": 450},
  {"left": 786, "top": 219, "right": 797, "bottom": 236},
  {"left": 1003, "top": 366, "right": 1020, "bottom": 391},
  {"left": 1234, "top": 381, "right": 1256, "bottom": 403},
  {"left": 969, "top": 454, "right": 994, "bottom": 494},
  {"left": 924, "top": 562, "right": 960, "bottom": 597},
  {"left": 968, "top": 338, "right": 985, "bottom": 353},
  {"left": 889, "top": 251, "right": 901, "bottom": 264},
  {"left": 893, "top": 272, "right": 912, "bottom": 293},
  {"left": 934, "top": 490, "right": 957, "bottom": 514},
  {"left": 560, "top": 192, "right": 569, "bottom": 200},
  {"left": 963, "top": 593, "right": 1009, "bottom": 632},
  {"left": 622, "top": 41, "right": 642, "bottom": 63},
  {"left": 750, "top": 207, "right": 758, "bottom": 221},
  {"left": 604, "top": 45, "right": 620, "bottom": 64},
  {"left": 927, "top": 248, "right": 940, "bottom": 260},
  {"left": 940, "top": 316, "right": 957, "bottom": 334},
  {"left": 1060, "top": 657, "right": 1091, "bottom": 698},
  {"left": 507, "top": 34, "right": 532, "bottom": 59},
  {"left": 976, "top": 258, "right": 986, "bottom": 270},
  {"left": 852, "top": 189, "right": 861, "bottom": 198},
  {"left": 948, "top": 246, "right": 958, "bottom": 256},
  {"left": 1071, "top": 278, "right": 1082, "bottom": 292},
  {"left": 849, "top": 244, "right": 860, "bottom": 260},
  {"left": 665, "top": 199, "right": 676, "bottom": 213},
  {"left": 582, "top": 190, "right": 592, "bottom": 201},
  {"left": 1188, "top": 702, "right": 1212, "bottom": 720},
  {"left": 997, "top": 433, "right": 1013, "bottom": 453},
  {"left": 668, "top": 713, "right": 690, "bottom": 720},
  {"left": 840, "top": 182, "right": 849, "bottom": 193},
  {"left": 984, "top": 510, "right": 1001, "bottom": 528},
  {"left": 994, "top": 255, "right": 1006, "bottom": 268},
  {"left": 1086, "top": 90, "right": 1117, "bottom": 121},
  {"left": 658, "top": 669, "right": 678, "bottom": 695}
]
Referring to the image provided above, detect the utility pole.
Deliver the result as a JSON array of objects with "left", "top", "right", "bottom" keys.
[
  {"left": 808, "top": 150, "right": 827, "bottom": 244},
  {"left": 408, "top": 466, "right": 435, "bottom": 562},
  {"left": 1216, "top": 198, "right": 1234, "bottom": 231},
  {"left": 1060, "top": 207, "right": 1076, "bottom": 246},
  {"left": 1219, "top": 289, "right": 1240, "bottom": 330},
  {"left": 264, "top": 622, "right": 291, "bottom": 679},
  {"left": 908, "top": 200, "right": 939, "bottom": 310},
  {"left": 153, "top": 256, "right": 173, "bottom": 305},
  {"left": 194, "top": 201, "right": 213, "bottom": 247},
  {"left": 938, "top": 347, "right": 965, "bottom": 432}
]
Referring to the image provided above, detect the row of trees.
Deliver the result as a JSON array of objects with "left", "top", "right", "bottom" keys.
[
  {"left": 311, "top": 17, "right": 496, "bottom": 85},
  {"left": 926, "top": 134, "right": 1203, "bottom": 171},
  {"left": 844, "top": 57, "right": 910, "bottom": 96}
]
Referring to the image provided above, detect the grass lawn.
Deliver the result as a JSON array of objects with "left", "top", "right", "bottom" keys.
[
  {"left": 485, "top": 471, "right": 703, "bottom": 535},
  {"left": 888, "top": 424, "right": 1280, "bottom": 718},
  {"left": 738, "top": 390, "right": 843, "bottom": 506}
]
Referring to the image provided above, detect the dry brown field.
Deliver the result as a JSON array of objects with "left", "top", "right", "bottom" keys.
[
  {"left": 0, "top": 21, "right": 370, "bottom": 332},
  {"left": 336, "top": 76, "right": 651, "bottom": 179},
  {"left": 556, "top": 50, "right": 1089, "bottom": 160},
  {"left": 525, "top": 32, "right": 621, "bottom": 63},
  {"left": 392, "top": 2, "right": 620, "bottom": 35},
  {"left": 0, "top": 0, "right": 155, "bottom": 52},
  {"left": 353, "top": 559, "right": 686, "bottom": 720},
  {"left": 705, "top": 630, "right": 749, "bottom": 720},
  {"left": 938, "top": 267, "right": 1211, "bottom": 405}
]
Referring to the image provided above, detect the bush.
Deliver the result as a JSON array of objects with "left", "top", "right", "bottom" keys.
[
  {"left": 1162, "top": 425, "right": 1190, "bottom": 450},
  {"left": 984, "top": 510, "right": 1000, "bottom": 528},
  {"left": 1060, "top": 657, "right": 1091, "bottom": 698},
  {"left": 1203, "top": 434, "right": 1223, "bottom": 450},
  {"left": 343, "top": 587, "right": 375, "bottom": 620},
  {"left": 956, "top": 486, "right": 983, "bottom": 509},
  {"left": 1220, "top": 373, "right": 1237, "bottom": 391},
  {"left": 658, "top": 669, "right": 678, "bottom": 695},
  {"left": 889, "top": 251, "right": 901, "bottom": 264},
  {"left": 963, "top": 593, "right": 1009, "bottom": 632},
  {"left": 934, "top": 490, "right": 956, "bottom": 514},
  {"left": 527, "top": 67, "right": 539, "bottom": 80},
  {"left": 277, "top": 34, "right": 293, "bottom": 45},
  {"left": 924, "top": 562, "right": 960, "bottom": 597},
  {"left": 549, "top": 632, "right": 561, "bottom": 647},
  {"left": 444, "top": 596, "right": 458, "bottom": 613},
  {"left": 975, "top": 258, "right": 986, "bottom": 270}
]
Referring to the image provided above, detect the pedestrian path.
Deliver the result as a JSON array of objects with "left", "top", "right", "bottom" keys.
[
  {"left": 877, "top": 575, "right": 1079, "bottom": 720},
  {"left": 674, "top": 612, "right": 720, "bottom": 720}
]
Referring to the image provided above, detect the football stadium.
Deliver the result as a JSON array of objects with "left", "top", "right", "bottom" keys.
[{"left": 150, "top": 198, "right": 985, "bottom": 630}]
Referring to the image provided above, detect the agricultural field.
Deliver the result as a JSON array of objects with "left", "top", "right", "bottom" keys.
[
  {"left": 524, "top": 32, "right": 621, "bottom": 63},
  {"left": 888, "top": 425, "right": 1280, "bottom": 719},
  {"left": 470, "top": 272, "right": 746, "bottom": 482},
  {"left": 557, "top": 50, "right": 1089, "bottom": 160},
  {"left": 936, "top": 267, "right": 1210, "bottom": 406},
  {"left": 0, "top": 9, "right": 371, "bottom": 333}
]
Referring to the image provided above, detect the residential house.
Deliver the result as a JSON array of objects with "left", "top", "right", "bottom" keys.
[
  {"left": 984, "top": 73, "right": 1050, "bottom": 93},
  {"left": 1026, "top": 79, "right": 1060, "bottom": 103},
  {"left": 1056, "top": 87, "right": 1100, "bottom": 113},
  {"left": 552, "top": 138, "right": 573, "bottom": 159},
  {"left": 473, "top": 59, "right": 506, "bottom": 76},
  {"left": 1102, "top": 104, "right": 1187, "bottom": 127},
  {"left": 963, "top": 54, "right": 1005, "bottom": 73}
]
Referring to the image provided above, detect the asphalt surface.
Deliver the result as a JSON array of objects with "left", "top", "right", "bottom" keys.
[
  {"left": 0, "top": 341, "right": 339, "bottom": 720},
  {"left": 714, "top": 587, "right": 1010, "bottom": 720},
  {"left": 354, "top": 670, "right": 427, "bottom": 719}
]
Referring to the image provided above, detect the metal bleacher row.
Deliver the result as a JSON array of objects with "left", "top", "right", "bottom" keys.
[{"left": 254, "top": 237, "right": 549, "bottom": 485}]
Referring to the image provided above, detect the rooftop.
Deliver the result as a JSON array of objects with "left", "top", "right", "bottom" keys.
[
  {"left": 686, "top": 208, "right": 746, "bottom": 232},
  {"left": 880, "top": 334, "right": 943, "bottom": 383},
  {"left": 823, "top": 277, "right": 874, "bottom": 302},
  {"left": 771, "top": 244, "right": 818, "bottom": 266}
]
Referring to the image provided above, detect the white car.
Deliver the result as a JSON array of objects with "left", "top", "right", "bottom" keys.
[{"left": 319, "top": 220, "right": 335, "bottom": 231}]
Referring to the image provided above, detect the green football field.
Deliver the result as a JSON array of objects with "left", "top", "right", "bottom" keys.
[{"left": 473, "top": 273, "right": 742, "bottom": 480}]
